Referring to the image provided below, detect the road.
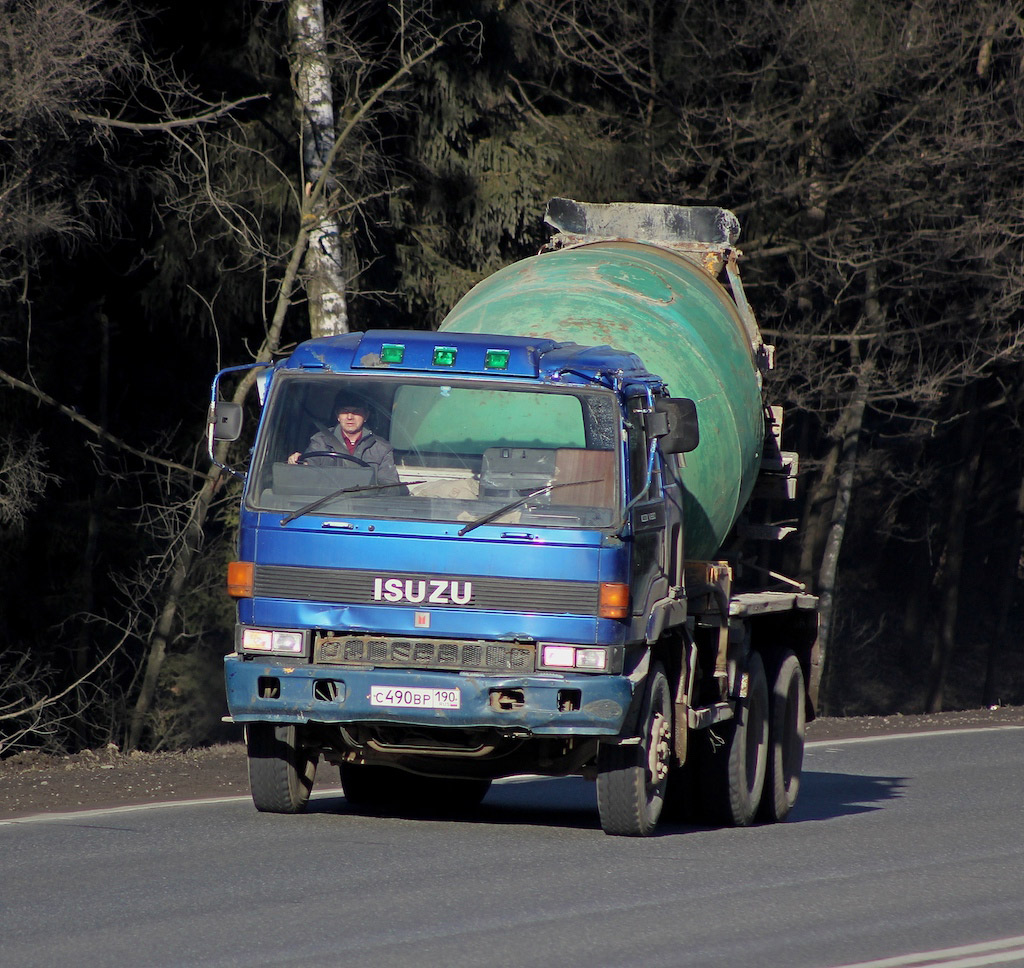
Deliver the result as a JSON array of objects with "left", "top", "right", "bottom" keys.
[{"left": 2, "top": 726, "right": 1023, "bottom": 968}]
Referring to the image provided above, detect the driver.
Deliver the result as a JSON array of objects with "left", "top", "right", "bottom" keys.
[{"left": 288, "top": 395, "right": 402, "bottom": 487}]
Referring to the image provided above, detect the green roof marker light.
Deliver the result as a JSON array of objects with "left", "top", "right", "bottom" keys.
[
  {"left": 433, "top": 346, "right": 457, "bottom": 367},
  {"left": 484, "top": 348, "right": 511, "bottom": 370},
  {"left": 380, "top": 343, "right": 405, "bottom": 364}
]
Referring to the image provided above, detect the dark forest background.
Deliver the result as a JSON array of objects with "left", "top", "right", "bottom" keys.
[{"left": 2, "top": 0, "right": 1023, "bottom": 754}]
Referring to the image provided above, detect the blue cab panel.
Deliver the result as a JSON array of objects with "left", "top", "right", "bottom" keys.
[{"left": 217, "top": 319, "right": 667, "bottom": 754}]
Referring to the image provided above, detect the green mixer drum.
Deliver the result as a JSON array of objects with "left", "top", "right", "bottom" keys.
[{"left": 439, "top": 241, "right": 764, "bottom": 559}]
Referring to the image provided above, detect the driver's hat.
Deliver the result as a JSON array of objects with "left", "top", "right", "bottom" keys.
[{"left": 333, "top": 394, "right": 369, "bottom": 417}]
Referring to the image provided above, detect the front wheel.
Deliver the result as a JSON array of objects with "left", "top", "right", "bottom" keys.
[
  {"left": 597, "top": 662, "right": 673, "bottom": 836},
  {"left": 246, "top": 723, "right": 318, "bottom": 813}
]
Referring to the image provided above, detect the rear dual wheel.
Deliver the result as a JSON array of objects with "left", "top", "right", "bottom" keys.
[
  {"left": 699, "top": 651, "right": 769, "bottom": 827},
  {"left": 760, "top": 651, "right": 806, "bottom": 821}
]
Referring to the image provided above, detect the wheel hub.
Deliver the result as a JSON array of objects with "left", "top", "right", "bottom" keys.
[{"left": 649, "top": 712, "right": 671, "bottom": 782}]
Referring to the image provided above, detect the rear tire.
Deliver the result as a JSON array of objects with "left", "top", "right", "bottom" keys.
[
  {"left": 597, "top": 662, "right": 672, "bottom": 836},
  {"left": 759, "top": 651, "right": 805, "bottom": 821},
  {"left": 698, "top": 651, "right": 768, "bottom": 826},
  {"left": 246, "top": 723, "right": 318, "bottom": 814}
]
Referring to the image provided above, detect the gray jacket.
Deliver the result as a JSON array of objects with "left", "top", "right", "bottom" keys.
[{"left": 304, "top": 426, "right": 402, "bottom": 486}]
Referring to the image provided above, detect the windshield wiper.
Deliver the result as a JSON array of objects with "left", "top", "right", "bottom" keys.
[
  {"left": 457, "top": 479, "right": 603, "bottom": 537},
  {"left": 280, "top": 480, "right": 424, "bottom": 526}
]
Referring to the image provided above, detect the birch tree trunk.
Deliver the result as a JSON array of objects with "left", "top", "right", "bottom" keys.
[{"left": 289, "top": 0, "right": 349, "bottom": 337}]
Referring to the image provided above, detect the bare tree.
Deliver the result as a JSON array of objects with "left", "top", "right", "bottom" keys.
[
  {"left": 0, "top": 433, "right": 56, "bottom": 528},
  {"left": 508, "top": 0, "right": 1024, "bottom": 710},
  {"left": 700, "top": 2, "right": 1024, "bottom": 708},
  {"left": 0, "top": 632, "right": 131, "bottom": 756},
  {"left": 0, "top": 1, "right": 266, "bottom": 753},
  {"left": 0, "top": 0, "right": 135, "bottom": 290},
  {"left": 124, "top": 3, "right": 471, "bottom": 749},
  {"left": 0, "top": 0, "right": 464, "bottom": 752}
]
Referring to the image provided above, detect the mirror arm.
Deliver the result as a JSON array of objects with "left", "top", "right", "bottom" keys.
[
  {"left": 617, "top": 387, "right": 659, "bottom": 536},
  {"left": 207, "top": 362, "right": 272, "bottom": 480}
]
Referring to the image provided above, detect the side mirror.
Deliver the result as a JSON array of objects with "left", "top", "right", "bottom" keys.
[
  {"left": 210, "top": 401, "right": 243, "bottom": 442},
  {"left": 649, "top": 397, "right": 699, "bottom": 454}
]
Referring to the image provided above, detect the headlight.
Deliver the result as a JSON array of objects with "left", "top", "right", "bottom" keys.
[
  {"left": 540, "top": 645, "right": 608, "bottom": 671},
  {"left": 241, "top": 628, "right": 306, "bottom": 655},
  {"left": 541, "top": 645, "right": 576, "bottom": 668},
  {"left": 574, "top": 648, "right": 607, "bottom": 670}
]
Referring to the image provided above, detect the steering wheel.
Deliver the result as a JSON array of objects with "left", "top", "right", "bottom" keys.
[{"left": 297, "top": 450, "right": 371, "bottom": 468}]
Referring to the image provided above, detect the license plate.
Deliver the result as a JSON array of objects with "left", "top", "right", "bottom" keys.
[{"left": 369, "top": 686, "right": 461, "bottom": 710}]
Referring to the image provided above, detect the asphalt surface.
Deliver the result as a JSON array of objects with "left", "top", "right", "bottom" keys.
[{"left": 2, "top": 725, "right": 1024, "bottom": 968}]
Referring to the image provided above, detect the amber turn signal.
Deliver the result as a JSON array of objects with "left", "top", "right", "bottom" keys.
[
  {"left": 227, "top": 561, "right": 254, "bottom": 598},
  {"left": 598, "top": 582, "right": 630, "bottom": 619}
]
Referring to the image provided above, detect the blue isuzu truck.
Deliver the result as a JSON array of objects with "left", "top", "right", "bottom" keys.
[{"left": 209, "top": 200, "right": 817, "bottom": 835}]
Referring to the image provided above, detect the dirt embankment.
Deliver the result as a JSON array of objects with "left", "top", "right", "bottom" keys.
[{"left": 2, "top": 706, "right": 1023, "bottom": 821}]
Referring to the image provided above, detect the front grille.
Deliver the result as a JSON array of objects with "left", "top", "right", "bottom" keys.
[
  {"left": 315, "top": 634, "right": 535, "bottom": 673},
  {"left": 254, "top": 564, "right": 599, "bottom": 615}
]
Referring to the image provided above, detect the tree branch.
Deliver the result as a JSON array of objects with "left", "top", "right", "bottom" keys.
[
  {"left": 67, "top": 95, "right": 269, "bottom": 132},
  {"left": 0, "top": 367, "right": 204, "bottom": 479},
  {"left": 0, "top": 634, "right": 128, "bottom": 725}
]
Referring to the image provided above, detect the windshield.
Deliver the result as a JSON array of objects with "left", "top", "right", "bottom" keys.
[{"left": 246, "top": 373, "right": 622, "bottom": 529}]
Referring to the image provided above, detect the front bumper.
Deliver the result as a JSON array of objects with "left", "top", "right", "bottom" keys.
[{"left": 224, "top": 654, "right": 633, "bottom": 737}]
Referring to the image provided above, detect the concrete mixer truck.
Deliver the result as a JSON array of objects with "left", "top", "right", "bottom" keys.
[{"left": 208, "top": 199, "right": 818, "bottom": 836}]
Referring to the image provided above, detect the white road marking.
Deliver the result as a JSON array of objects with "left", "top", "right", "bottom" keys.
[
  {"left": 806, "top": 725, "right": 1024, "bottom": 749},
  {"left": 826, "top": 935, "right": 1024, "bottom": 968},
  {"left": 0, "top": 776, "right": 556, "bottom": 825},
  {"left": 0, "top": 793, "right": 254, "bottom": 825}
]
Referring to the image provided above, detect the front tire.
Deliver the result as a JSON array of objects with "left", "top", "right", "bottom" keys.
[
  {"left": 246, "top": 723, "right": 318, "bottom": 814},
  {"left": 597, "top": 662, "right": 673, "bottom": 836}
]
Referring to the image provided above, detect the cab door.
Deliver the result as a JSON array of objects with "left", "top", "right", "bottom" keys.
[{"left": 624, "top": 394, "right": 670, "bottom": 642}]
